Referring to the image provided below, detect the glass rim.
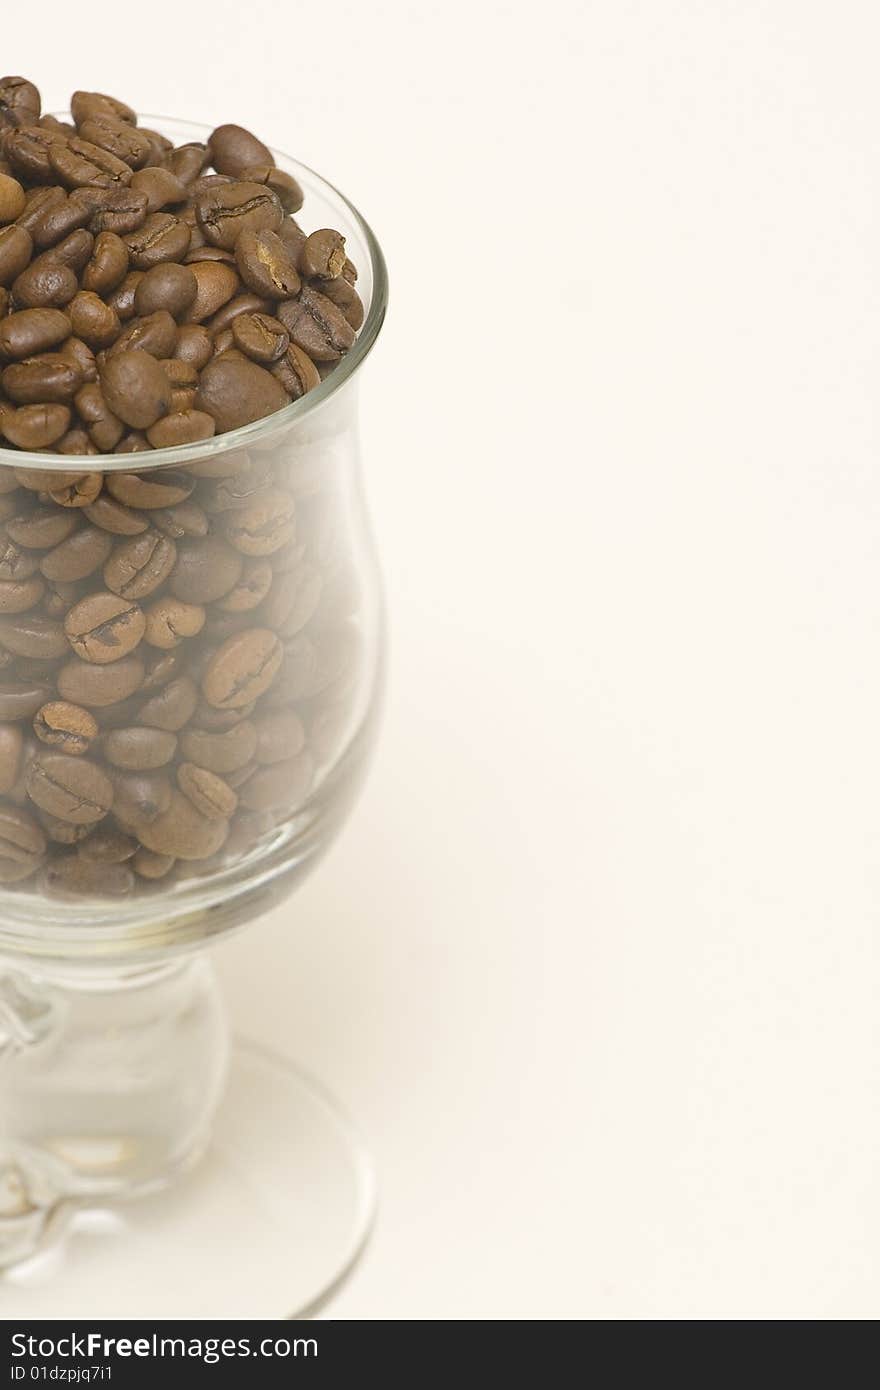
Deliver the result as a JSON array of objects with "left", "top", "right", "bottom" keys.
[{"left": 0, "top": 113, "right": 389, "bottom": 473}]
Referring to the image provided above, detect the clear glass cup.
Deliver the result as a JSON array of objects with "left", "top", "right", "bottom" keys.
[{"left": 0, "top": 118, "right": 387, "bottom": 1314}]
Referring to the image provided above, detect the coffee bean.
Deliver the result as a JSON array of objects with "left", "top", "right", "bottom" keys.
[
  {"left": 0, "top": 224, "right": 33, "bottom": 285},
  {"left": 234, "top": 227, "right": 300, "bottom": 299},
  {"left": 1, "top": 403, "right": 71, "bottom": 448},
  {"left": 186, "top": 259, "right": 239, "bottom": 322},
  {"left": 136, "top": 673, "right": 198, "bottom": 731},
  {"left": 11, "top": 259, "right": 77, "bottom": 307},
  {"left": 3, "top": 353, "right": 82, "bottom": 404},
  {"left": 0, "top": 802, "right": 45, "bottom": 881},
  {"left": 195, "top": 180, "right": 282, "bottom": 250},
  {"left": 78, "top": 117, "right": 152, "bottom": 171},
  {"left": 201, "top": 628, "right": 282, "bottom": 709},
  {"left": 175, "top": 761, "right": 237, "bottom": 821},
  {"left": 109, "top": 308, "right": 177, "bottom": 358},
  {"left": 131, "top": 846, "right": 174, "bottom": 878},
  {"left": 0, "top": 680, "right": 51, "bottom": 719},
  {"left": 224, "top": 488, "right": 296, "bottom": 556},
  {"left": 0, "top": 613, "right": 68, "bottom": 659},
  {"left": 179, "top": 718, "right": 256, "bottom": 773},
  {"left": 6, "top": 126, "right": 66, "bottom": 182},
  {"left": 47, "top": 472, "right": 102, "bottom": 508},
  {"left": 105, "top": 468, "right": 194, "bottom": 509},
  {"left": 79, "top": 825, "right": 138, "bottom": 861},
  {"left": 0, "top": 534, "right": 39, "bottom": 579},
  {"left": 138, "top": 786, "right": 229, "bottom": 859},
  {"left": 271, "top": 342, "right": 321, "bottom": 399},
  {"left": 57, "top": 335, "right": 97, "bottom": 383},
  {"left": 49, "top": 137, "right": 132, "bottom": 191},
  {"left": 26, "top": 750, "right": 113, "bottom": 824},
  {"left": 173, "top": 323, "right": 212, "bottom": 370},
  {"left": 106, "top": 268, "right": 141, "bottom": 319},
  {"left": 111, "top": 769, "right": 171, "bottom": 826},
  {"left": 231, "top": 312, "right": 288, "bottom": 363},
  {"left": 0, "top": 307, "right": 70, "bottom": 359},
  {"left": 195, "top": 356, "right": 289, "bottom": 432},
  {"left": 130, "top": 165, "right": 187, "bottom": 212},
  {"left": 0, "top": 574, "right": 44, "bottom": 614},
  {"left": 103, "top": 726, "right": 177, "bottom": 771},
  {"left": 33, "top": 700, "right": 97, "bottom": 754},
  {"left": 43, "top": 853, "right": 134, "bottom": 895},
  {"left": 0, "top": 173, "right": 26, "bottom": 223},
  {"left": 277, "top": 286, "right": 356, "bottom": 361},
  {"left": 145, "top": 408, "right": 215, "bottom": 449},
  {"left": 56, "top": 653, "right": 145, "bottom": 707},
  {"left": 124, "top": 212, "right": 190, "bottom": 269},
  {"left": 64, "top": 592, "right": 145, "bottom": 664},
  {"left": 67, "top": 290, "right": 120, "bottom": 349},
  {"left": 71, "top": 184, "right": 148, "bottom": 235},
  {"left": 167, "top": 532, "right": 243, "bottom": 605},
  {"left": 0, "top": 77, "right": 41, "bottom": 124},
  {"left": 5, "top": 506, "right": 78, "bottom": 549},
  {"left": 237, "top": 164, "right": 303, "bottom": 214},
  {"left": 143, "top": 595, "right": 205, "bottom": 648},
  {"left": 56, "top": 428, "right": 99, "bottom": 455},
  {"left": 237, "top": 749, "right": 313, "bottom": 812},
  {"left": 151, "top": 499, "right": 209, "bottom": 539},
  {"left": 299, "top": 228, "right": 346, "bottom": 280},
  {"left": 134, "top": 261, "right": 197, "bottom": 319},
  {"left": 73, "top": 382, "right": 125, "bottom": 450},
  {"left": 71, "top": 91, "right": 136, "bottom": 128},
  {"left": 81, "top": 230, "right": 128, "bottom": 294},
  {"left": 209, "top": 125, "right": 274, "bottom": 178},
  {"left": 103, "top": 529, "right": 176, "bottom": 600},
  {"left": 84, "top": 493, "right": 148, "bottom": 536},
  {"left": 217, "top": 556, "right": 273, "bottom": 613},
  {"left": 35, "top": 806, "right": 91, "bottom": 845},
  {"left": 100, "top": 350, "right": 172, "bottom": 429}
]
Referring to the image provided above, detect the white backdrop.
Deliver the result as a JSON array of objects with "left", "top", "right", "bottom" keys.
[{"left": 7, "top": 0, "right": 880, "bottom": 1318}]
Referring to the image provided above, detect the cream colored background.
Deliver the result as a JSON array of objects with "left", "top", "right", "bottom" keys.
[{"left": 8, "top": 0, "right": 880, "bottom": 1318}]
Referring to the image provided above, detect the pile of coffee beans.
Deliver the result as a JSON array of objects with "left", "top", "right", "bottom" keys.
[
  {"left": 0, "top": 81, "right": 366, "bottom": 899},
  {"left": 0, "top": 77, "right": 364, "bottom": 453}
]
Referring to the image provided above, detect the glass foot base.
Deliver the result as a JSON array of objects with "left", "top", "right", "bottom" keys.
[{"left": 0, "top": 1041, "right": 375, "bottom": 1319}]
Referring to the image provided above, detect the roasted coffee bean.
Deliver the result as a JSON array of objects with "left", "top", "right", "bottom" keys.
[
  {"left": 0, "top": 722, "right": 23, "bottom": 792},
  {"left": 64, "top": 592, "right": 145, "bottom": 664},
  {"left": 11, "top": 260, "right": 77, "bottom": 307},
  {"left": 67, "top": 290, "right": 120, "bottom": 349},
  {"left": 3, "top": 353, "right": 82, "bottom": 404},
  {"left": 1, "top": 403, "right": 71, "bottom": 448},
  {"left": 0, "top": 224, "right": 32, "bottom": 285},
  {"left": 27, "top": 197, "right": 92, "bottom": 250},
  {"left": 84, "top": 493, "right": 148, "bottom": 536},
  {"left": 201, "top": 628, "right": 282, "bottom": 708},
  {"left": 0, "top": 802, "right": 45, "bottom": 881},
  {"left": 277, "top": 286, "right": 355, "bottom": 362},
  {"left": 105, "top": 468, "right": 193, "bottom": 509},
  {"left": 238, "top": 750, "right": 313, "bottom": 812},
  {"left": 0, "top": 535, "right": 39, "bottom": 579},
  {"left": 0, "top": 680, "right": 51, "bottom": 719},
  {"left": 179, "top": 719, "right": 256, "bottom": 773},
  {"left": 26, "top": 750, "right": 113, "bottom": 824},
  {"left": 0, "top": 78, "right": 41, "bottom": 124},
  {"left": 234, "top": 227, "right": 300, "bottom": 299},
  {"left": 81, "top": 230, "right": 128, "bottom": 294},
  {"left": 150, "top": 499, "right": 209, "bottom": 539},
  {"left": 111, "top": 769, "right": 171, "bottom": 827},
  {"left": 33, "top": 700, "right": 97, "bottom": 754},
  {"left": 143, "top": 595, "right": 205, "bottom": 648},
  {"left": 103, "top": 726, "right": 177, "bottom": 770},
  {"left": 43, "top": 853, "right": 134, "bottom": 895},
  {"left": 49, "top": 138, "right": 132, "bottom": 191},
  {"left": 299, "top": 228, "right": 346, "bottom": 280},
  {"left": 136, "top": 674, "right": 198, "bottom": 731},
  {"left": 144, "top": 409, "right": 214, "bottom": 449},
  {"left": 168, "top": 533, "right": 243, "bottom": 604},
  {"left": 100, "top": 349, "right": 172, "bottom": 429},
  {"left": 15, "top": 187, "right": 65, "bottom": 238},
  {"left": 78, "top": 117, "right": 152, "bottom": 170},
  {"left": 57, "top": 335, "right": 98, "bottom": 383},
  {"left": 232, "top": 312, "right": 288, "bottom": 363},
  {"left": 79, "top": 825, "right": 137, "bottom": 861},
  {"left": 195, "top": 356, "right": 289, "bottom": 432},
  {"left": 138, "top": 786, "right": 228, "bottom": 859},
  {"left": 166, "top": 143, "right": 210, "bottom": 185},
  {"left": 237, "top": 164, "right": 303, "bottom": 214},
  {"left": 195, "top": 180, "right": 281, "bottom": 250},
  {"left": 71, "top": 91, "right": 136, "bottom": 128},
  {"left": 224, "top": 488, "right": 296, "bottom": 556},
  {"left": 5, "top": 506, "right": 78, "bottom": 549},
  {"left": 71, "top": 184, "right": 148, "bottom": 235},
  {"left": 131, "top": 846, "right": 174, "bottom": 878},
  {"left": 106, "top": 269, "right": 142, "bottom": 318},
  {"left": 0, "top": 574, "right": 44, "bottom": 614},
  {"left": 130, "top": 165, "right": 187, "bottom": 212},
  {"left": 0, "top": 172, "right": 27, "bottom": 222},
  {"left": 6, "top": 126, "right": 65, "bottom": 182},
  {"left": 47, "top": 472, "right": 102, "bottom": 508},
  {"left": 261, "top": 562, "right": 322, "bottom": 634},
  {"left": 0, "top": 307, "right": 70, "bottom": 359},
  {"left": 186, "top": 259, "right": 239, "bottom": 322},
  {"left": 209, "top": 125, "right": 274, "bottom": 178},
  {"left": 41, "top": 578, "right": 79, "bottom": 617},
  {"left": 56, "top": 428, "right": 98, "bottom": 455},
  {"left": 56, "top": 653, "right": 145, "bottom": 707},
  {"left": 103, "top": 529, "right": 176, "bottom": 599},
  {"left": 35, "top": 807, "right": 91, "bottom": 845},
  {"left": 0, "top": 613, "right": 68, "bottom": 659},
  {"left": 271, "top": 342, "right": 321, "bottom": 399},
  {"left": 206, "top": 291, "right": 271, "bottom": 336},
  {"left": 124, "top": 212, "right": 190, "bottom": 268},
  {"left": 217, "top": 556, "right": 273, "bottom": 613},
  {"left": 109, "top": 308, "right": 177, "bottom": 358},
  {"left": 73, "top": 381, "right": 125, "bottom": 450},
  {"left": 177, "top": 761, "right": 237, "bottom": 820},
  {"left": 173, "top": 323, "right": 212, "bottom": 369},
  {"left": 134, "top": 261, "right": 197, "bottom": 318}
]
